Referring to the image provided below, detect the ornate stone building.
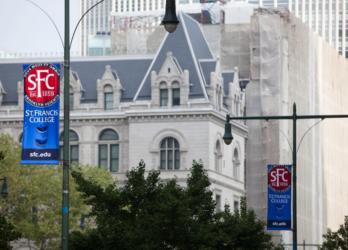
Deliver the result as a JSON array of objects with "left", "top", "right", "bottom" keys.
[{"left": 0, "top": 13, "right": 247, "bottom": 210}]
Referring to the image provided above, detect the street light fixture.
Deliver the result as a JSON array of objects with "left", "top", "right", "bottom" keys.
[
  {"left": 223, "top": 102, "right": 348, "bottom": 250},
  {"left": 222, "top": 115, "right": 233, "bottom": 145},
  {"left": 0, "top": 177, "right": 8, "bottom": 199},
  {"left": 161, "top": 0, "right": 179, "bottom": 33}
]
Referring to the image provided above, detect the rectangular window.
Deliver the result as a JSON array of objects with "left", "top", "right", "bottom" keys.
[
  {"left": 71, "top": 145, "right": 79, "bottom": 164},
  {"left": 60, "top": 145, "right": 78, "bottom": 164},
  {"left": 167, "top": 149, "right": 173, "bottom": 169},
  {"left": 104, "top": 92, "right": 113, "bottom": 110},
  {"left": 115, "top": 0, "right": 118, "bottom": 12},
  {"left": 110, "top": 144, "right": 119, "bottom": 172},
  {"left": 172, "top": 88, "right": 180, "bottom": 106},
  {"left": 160, "top": 89, "right": 168, "bottom": 106},
  {"left": 99, "top": 144, "right": 108, "bottom": 170},
  {"left": 234, "top": 200, "right": 240, "bottom": 213},
  {"left": 215, "top": 194, "right": 221, "bottom": 212},
  {"left": 174, "top": 150, "right": 180, "bottom": 169},
  {"left": 160, "top": 150, "right": 166, "bottom": 169}
]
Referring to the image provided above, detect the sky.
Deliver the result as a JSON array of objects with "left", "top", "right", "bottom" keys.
[{"left": 0, "top": 0, "right": 80, "bottom": 56}]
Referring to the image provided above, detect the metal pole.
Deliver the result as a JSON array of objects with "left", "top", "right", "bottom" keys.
[
  {"left": 223, "top": 108, "right": 348, "bottom": 249},
  {"left": 292, "top": 103, "right": 297, "bottom": 250},
  {"left": 62, "top": 0, "right": 70, "bottom": 249}
]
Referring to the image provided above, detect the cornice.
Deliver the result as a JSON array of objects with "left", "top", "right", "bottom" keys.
[{"left": 0, "top": 108, "right": 248, "bottom": 137}]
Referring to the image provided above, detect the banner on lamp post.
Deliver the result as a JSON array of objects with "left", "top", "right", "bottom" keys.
[
  {"left": 21, "top": 63, "right": 60, "bottom": 165},
  {"left": 267, "top": 164, "right": 292, "bottom": 230}
]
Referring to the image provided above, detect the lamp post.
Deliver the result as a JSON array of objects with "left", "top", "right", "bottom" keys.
[
  {"left": 63, "top": 1, "right": 107, "bottom": 249},
  {"left": 223, "top": 102, "right": 348, "bottom": 250},
  {"left": 26, "top": 0, "right": 171, "bottom": 248}
]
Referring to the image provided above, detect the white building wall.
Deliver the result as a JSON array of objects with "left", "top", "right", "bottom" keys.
[{"left": 128, "top": 118, "right": 210, "bottom": 170}]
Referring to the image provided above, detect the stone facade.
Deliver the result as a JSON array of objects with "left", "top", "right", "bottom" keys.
[{"left": 0, "top": 13, "right": 247, "bottom": 210}]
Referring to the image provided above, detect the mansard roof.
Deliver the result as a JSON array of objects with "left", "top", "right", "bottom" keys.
[
  {"left": 134, "top": 12, "right": 214, "bottom": 101},
  {"left": 0, "top": 13, "right": 240, "bottom": 105},
  {"left": 0, "top": 57, "right": 152, "bottom": 104},
  {"left": 199, "top": 60, "right": 216, "bottom": 86},
  {"left": 70, "top": 58, "right": 151, "bottom": 102}
]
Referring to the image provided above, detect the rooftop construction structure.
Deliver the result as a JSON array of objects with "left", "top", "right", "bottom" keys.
[
  {"left": 248, "top": 0, "right": 348, "bottom": 57},
  {"left": 246, "top": 8, "right": 348, "bottom": 246}
]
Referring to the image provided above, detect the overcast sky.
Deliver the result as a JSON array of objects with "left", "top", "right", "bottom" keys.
[{"left": 0, "top": 0, "right": 80, "bottom": 56}]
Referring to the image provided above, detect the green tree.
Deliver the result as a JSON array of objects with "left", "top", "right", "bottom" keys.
[
  {"left": 0, "top": 214, "right": 21, "bottom": 250},
  {"left": 70, "top": 160, "right": 275, "bottom": 250},
  {"left": 214, "top": 197, "right": 274, "bottom": 249},
  {"left": 0, "top": 134, "right": 113, "bottom": 249},
  {"left": 322, "top": 216, "right": 348, "bottom": 250}
]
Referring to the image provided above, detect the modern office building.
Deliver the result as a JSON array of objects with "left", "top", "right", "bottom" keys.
[
  {"left": 80, "top": 0, "right": 113, "bottom": 56},
  {"left": 248, "top": 0, "right": 348, "bottom": 57},
  {"left": 80, "top": 0, "right": 225, "bottom": 56}
]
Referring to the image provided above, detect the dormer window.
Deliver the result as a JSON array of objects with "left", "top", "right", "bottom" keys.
[
  {"left": 150, "top": 51, "right": 189, "bottom": 107},
  {"left": 104, "top": 85, "right": 113, "bottom": 110},
  {"left": 159, "top": 82, "right": 168, "bottom": 107},
  {"left": 172, "top": 81, "right": 180, "bottom": 106},
  {"left": 97, "top": 65, "right": 123, "bottom": 110}
]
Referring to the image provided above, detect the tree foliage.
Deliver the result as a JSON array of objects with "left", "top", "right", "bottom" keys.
[
  {"left": 322, "top": 216, "right": 348, "bottom": 250},
  {"left": 70, "top": 160, "right": 276, "bottom": 250},
  {"left": 0, "top": 134, "right": 113, "bottom": 249},
  {"left": 0, "top": 214, "right": 21, "bottom": 250},
  {"left": 214, "top": 197, "right": 274, "bottom": 249}
]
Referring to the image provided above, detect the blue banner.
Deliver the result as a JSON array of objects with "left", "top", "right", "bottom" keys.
[
  {"left": 21, "top": 63, "right": 60, "bottom": 165},
  {"left": 267, "top": 164, "right": 292, "bottom": 230}
]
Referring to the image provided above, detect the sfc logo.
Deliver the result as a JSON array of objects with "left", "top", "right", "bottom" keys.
[
  {"left": 23, "top": 64, "right": 60, "bottom": 107},
  {"left": 268, "top": 165, "right": 291, "bottom": 191}
]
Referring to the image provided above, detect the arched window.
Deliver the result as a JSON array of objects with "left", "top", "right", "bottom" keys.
[
  {"left": 215, "top": 140, "right": 222, "bottom": 172},
  {"left": 159, "top": 81, "right": 168, "bottom": 107},
  {"left": 60, "top": 130, "right": 79, "bottom": 164},
  {"left": 233, "top": 148, "right": 240, "bottom": 179},
  {"left": 104, "top": 85, "right": 113, "bottom": 110},
  {"left": 160, "top": 137, "right": 180, "bottom": 170},
  {"left": 98, "top": 129, "right": 119, "bottom": 172}
]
